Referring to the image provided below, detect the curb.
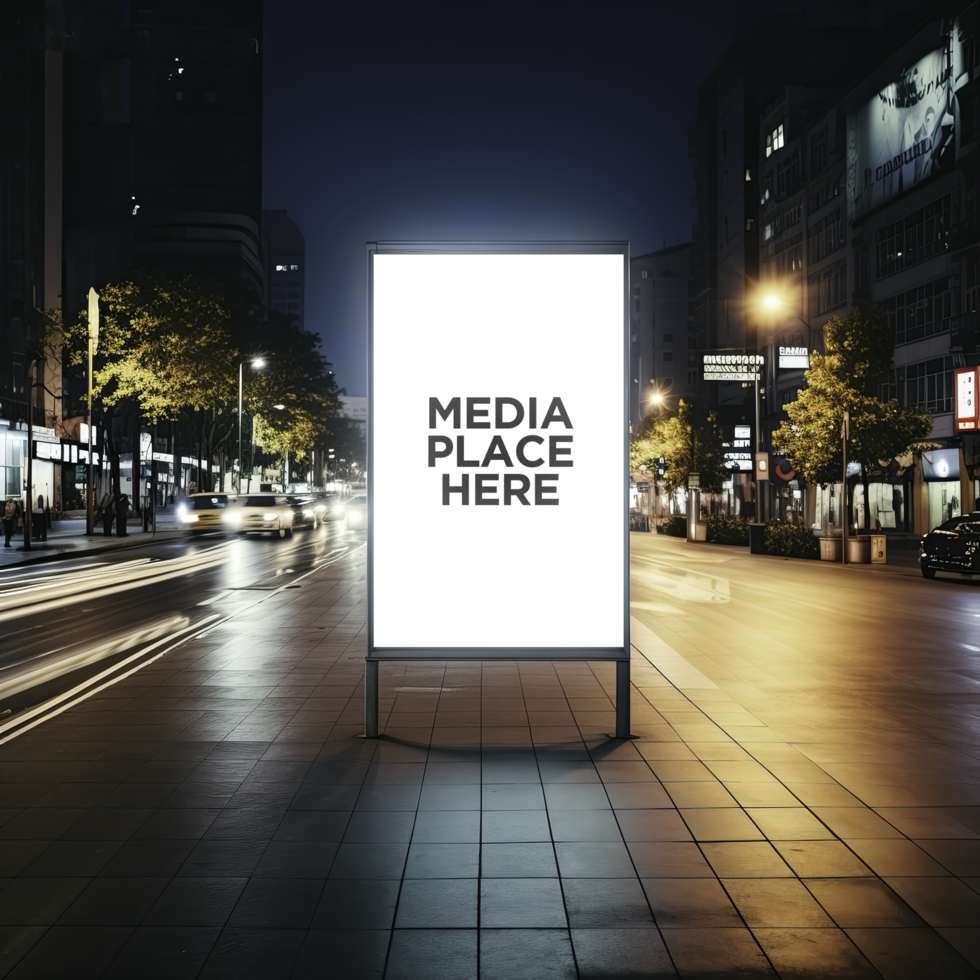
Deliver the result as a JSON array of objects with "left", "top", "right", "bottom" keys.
[{"left": 2, "top": 530, "right": 184, "bottom": 569}]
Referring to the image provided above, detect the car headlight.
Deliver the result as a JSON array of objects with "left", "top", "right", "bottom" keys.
[
  {"left": 264, "top": 513, "right": 277, "bottom": 520},
  {"left": 182, "top": 513, "right": 199, "bottom": 523},
  {"left": 177, "top": 504, "right": 187, "bottom": 517},
  {"left": 225, "top": 512, "right": 241, "bottom": 524}
]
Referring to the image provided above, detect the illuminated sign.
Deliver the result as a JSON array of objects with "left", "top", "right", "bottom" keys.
[
  {"left": 922, "top": 449, "right": 959, "bottom": 483},
  {"left": 369, "top": 245, "right": 627, "bottom": 656},
  {"left": 955, "top": 367, "right": 978, "bottom": 432},
  {"left": 778, "top": 346, "right": 809, "bottom": 370},
  {"left": 725, "top": 424, "right": 753, "bottom": 471},
  {"left": 847, "top": 17, "right": 974, "bottom": 219},
  {"left": 703, "top": 352, "right": 763, "bottom": 382}
]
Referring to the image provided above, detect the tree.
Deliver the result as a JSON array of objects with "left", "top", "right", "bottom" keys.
[
  {"left": 61, "top": 271, "right": 343, "bottom": 493},
  {"left": 772, "top": 308, "right": 933, "bottom": 528},
  {"left": 630, "top": 400, "right": 728, "bottom": 494}
]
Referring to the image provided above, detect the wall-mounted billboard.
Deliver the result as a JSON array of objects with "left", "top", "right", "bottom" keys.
[
  {"left": 955, "top": 366, "right": 978, "bottom": 432},
  {"left": 847, "top": 17, "right": 975, "bottom": 220},
  {"left": 703, "top": 352, "right": 763, "bottom": 382},
  {"left": 369, "top": 243, "right": 628, "bottom": 657}
]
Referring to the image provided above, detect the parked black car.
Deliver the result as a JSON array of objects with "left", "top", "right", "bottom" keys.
[{"left": 920, "top": 512, "right": 980, "bottom": 579}]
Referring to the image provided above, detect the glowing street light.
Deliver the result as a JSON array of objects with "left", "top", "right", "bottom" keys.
[
  {"left": 763, "top": 294, "right": 781, "bottom": 309},
  {"left": 238, "top": 357, "right": 267, "bottom": 494}
]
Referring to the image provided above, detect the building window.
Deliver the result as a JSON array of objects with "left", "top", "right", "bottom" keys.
[
  {"left": 641, "top": 270, "right": 649, "bottom": 279},
  {"left": 875, "top": 195, "right": 951, "bottom": 279},
  {"left": 810, "top": 127, "right": 827, "bottom": 177},
  {"left": 663, "top": 334, "right": 673, "bottom": 344},
  {"left": 687, "top": 370, "right": 698, "bottom": 384},
  {"left": 808, "top": 171, "right": 845, "bottom": 213},
  {"left": 899, "top": 356, "right": 954, "bottom": 414},
  {"left": 745, "top": 169, "right": 752, "bottom": 181},
  {"left": 663, "top": 352, "right": 673, "bottom": 362},
  {"left": 880, "top": 277, "right": 958, "bottom": 345},
  {"left": 809, "top": 261, "right": 847, "bottom": 317},
  {"left": 766, "top": 122, "right": 784, "bottom": 157},
  {"left": 807, "top": 207, "right": 845, "bottom": 263},
  {"left": 775, "top": 244, "right": 803, "bottom": 276},
  {"left": 775, "top": 150, "right": 800, "bottom": 198}
]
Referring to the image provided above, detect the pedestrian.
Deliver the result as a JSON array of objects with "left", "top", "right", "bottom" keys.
[
  {"left": 2, "top": 498, "right": 16, "bottom": 548},
  {"left": 102, "top": 496, "right": 114, "bottom": 536},
  {"left": 43, "top": 497, "right": 51, "bottom": 541}
]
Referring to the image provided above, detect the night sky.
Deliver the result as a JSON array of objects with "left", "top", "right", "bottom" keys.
[{"left": 261, "top": 0, "right": 927, "bottom": 397}]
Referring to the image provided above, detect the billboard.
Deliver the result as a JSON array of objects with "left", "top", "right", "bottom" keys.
[
  {"left": 847, "top": 17, "right": 974, "bottom": 219},
  {"left": 778, "top": 346, "right": 810, "bottom": 370},
  {"left": 369, "top": 243, "right": 628, "bottom": 658},
  {"left": 703, "top": 352, "right": 763, "bottom": 382},
  {"left": 955, "top": 366, "right": 978, "bottom": 433}
]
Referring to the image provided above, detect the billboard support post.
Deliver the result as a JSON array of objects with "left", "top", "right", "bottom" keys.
[
  {"left": 364, "top": 660, "right": 379, "bottom": 738},
  {"left": 366, "top": 241, "right": 633, "bottom": 739}
]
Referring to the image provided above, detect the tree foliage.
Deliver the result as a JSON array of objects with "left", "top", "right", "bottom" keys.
[
  {"left": 61, "top": 271, "right": 341, "bottom": 470},
  {"left": 630, "top": 400, "right": 728, "bottom": 493},
  {"left": 771, "top": 308, "right": 933, "bottom": 487}
]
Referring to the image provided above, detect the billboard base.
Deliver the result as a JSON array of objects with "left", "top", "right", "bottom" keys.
[{"left": 362, "top": 656, "right": 634, "bottom": 740}]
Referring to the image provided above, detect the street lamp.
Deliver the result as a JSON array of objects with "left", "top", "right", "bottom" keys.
[{"left": 238, "top": 357, "right": 265, "bottom": 494}]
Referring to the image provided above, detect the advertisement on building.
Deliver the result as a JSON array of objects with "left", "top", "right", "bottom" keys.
[
  {"left": 369, "top": 243, "right": 628, "bottom": 657},
  {"left": 954, "top": 366, "right": 978, "bottom": 432},
  {"left": 847, "top": 17, "right": 975, "bottom": 220},
  {"left": 702, "top": 352, "right": 764, "bottom": 382}
]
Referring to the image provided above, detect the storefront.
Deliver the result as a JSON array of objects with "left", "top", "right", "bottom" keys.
[{"left": 922, "top": 449, "right": 963, "bottom": 530}]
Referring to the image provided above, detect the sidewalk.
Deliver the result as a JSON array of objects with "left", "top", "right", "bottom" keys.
[
  {"left": 1, "top": 544, "right": 976, "bottom": 978},
  {"left": 1, "top": 515, "right": 184, "bottom": 570}
]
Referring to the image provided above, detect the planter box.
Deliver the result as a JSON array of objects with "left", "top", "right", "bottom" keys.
[
  {"left": 846, "top": 535, "right": 871, "bottom": 564},
  {"left": 819, "top": 537, "right": 842, "bottom": 561}
]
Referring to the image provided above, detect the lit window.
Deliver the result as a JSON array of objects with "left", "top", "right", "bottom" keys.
[
  {"left": 766, "top": 133, "right": 772, "bottom": 157},
  {"left": 289, "top": 264, "right": 300, "bottom": 271},
  {"left": 764, "top": 224, "right": 773, "bottom": 241},
  {"left": 745, "top": 169, "right": 752, "bottom": 181},
  {"left": 276, "top": 264, "right": 287, "bottom": 272}
]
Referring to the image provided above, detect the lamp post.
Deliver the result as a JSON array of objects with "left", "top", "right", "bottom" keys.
[
  {"left": 238, "top": 358, "right": 265, "bottom": 494},
  {"left": 86, "top": 289, "right": 99, "bottom": 535}
]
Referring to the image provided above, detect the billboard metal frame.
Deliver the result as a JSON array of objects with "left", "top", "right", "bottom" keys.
[{"left": 366, "top": 240, "right": 632, "bottom": 738}]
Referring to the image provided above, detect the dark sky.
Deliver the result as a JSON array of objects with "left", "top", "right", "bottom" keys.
[{"left": 261, "top": 0, "right": 928, "bottom": 397}]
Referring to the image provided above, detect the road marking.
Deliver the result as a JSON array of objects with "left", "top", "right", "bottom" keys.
[
  {"left": 0, "top": 615, "right": 219, "bottom": 741},
  {"left": 0, "top": 542, "right": 366, "bottom": 740}
]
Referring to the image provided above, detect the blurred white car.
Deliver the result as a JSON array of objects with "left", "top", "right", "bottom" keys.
[
  {"left": 179, "top": 493, "right": 233, "bottom": 534},
  {"left": 225, "top": 493, "right": 294, "bottom": 538},
  {"left": 345, "top": 494, "right": 367, "bottom": 528}
]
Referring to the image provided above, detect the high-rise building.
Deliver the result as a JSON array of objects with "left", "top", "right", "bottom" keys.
[
  {"left": 0, "top": 0, "right": 65, "bottom": 507},
  {"left": 630, "top": 244, "right": 695, "bottom": 426},
  {"left": 61, "top": 0, "right": 265, "bottom": 312},
  {"left": 263, "top": 210, "right": 305, "bottom": 328}
]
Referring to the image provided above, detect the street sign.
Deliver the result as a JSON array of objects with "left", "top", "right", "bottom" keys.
[
  {"left": 369, "top": 243, "right": 628, "bottom": 657},
  {"left": 755, "top": 452, "right": 770, "bottom": 480}
]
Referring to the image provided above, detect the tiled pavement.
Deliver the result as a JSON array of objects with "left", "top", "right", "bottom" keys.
[{"left": 1, "top": 551, "right": 978, "bottom": 978}]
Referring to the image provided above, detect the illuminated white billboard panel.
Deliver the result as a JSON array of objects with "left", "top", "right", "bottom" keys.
[
  {"left": 847, "top": 18, "right": 974, "bottom": 219},
  {"left": 955, "top": 366, "right": 978, "bottom": 432},
  {"left": 370, "top": 249, "right": 626, "bottom": 653}
]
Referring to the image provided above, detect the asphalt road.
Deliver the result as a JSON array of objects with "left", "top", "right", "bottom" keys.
[
  {"left": 629, "top": 532, "right": 980, "bottom": 792},
  {"left": 0, "top": 521, "right": 366, "bottom": 724}
]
